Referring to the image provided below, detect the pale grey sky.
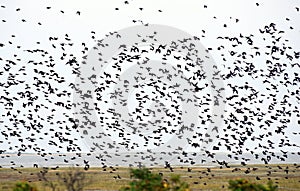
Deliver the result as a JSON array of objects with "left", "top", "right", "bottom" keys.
[{"left": 0, "top": 0, "right": 299, "bottom": 156}]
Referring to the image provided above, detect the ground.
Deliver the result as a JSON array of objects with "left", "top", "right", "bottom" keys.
[{"left": 0, "top": 164, "right": 299, "bottom": 191}]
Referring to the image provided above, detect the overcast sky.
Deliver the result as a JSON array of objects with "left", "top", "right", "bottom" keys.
[{"left": 0, "top": 0, "right": 299, "bottom": 155}]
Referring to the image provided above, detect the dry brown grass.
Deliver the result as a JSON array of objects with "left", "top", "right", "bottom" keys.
[{"left": 0, "top": 164, "right": 299, "bottom": 191}]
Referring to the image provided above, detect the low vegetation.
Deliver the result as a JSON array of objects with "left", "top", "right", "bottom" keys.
[
  {"left": 120, "top": 168, "right": 190, "bottom": 191},
  {"left": 11, "top": 172, "right": 280, "bottom": 191},
  {"left": 0, "top": 164, "right": 299, "bottom": 191},
  {"left": 228, "top": 178, "right": 278, "bottom": 191},
  {"left": 13, "top": 181, "right": 37, "bottom": 191}
]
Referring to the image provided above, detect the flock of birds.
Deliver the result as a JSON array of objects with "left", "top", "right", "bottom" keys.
[{"left": 0, "top": 0, "right": 299, "bottom": 188}]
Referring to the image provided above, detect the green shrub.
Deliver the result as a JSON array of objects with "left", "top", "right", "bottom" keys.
[
  {"left": 120, "top": 168, "right": 190, "bottom": 191},
  {"left": 13, "top": 181, "right": 38, "bottom": 191},
  {"left": 228, "top": 178, "right": 278, "bottom": 191}
]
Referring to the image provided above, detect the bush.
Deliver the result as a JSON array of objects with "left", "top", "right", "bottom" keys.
[
  {"left": 57, "top": 167, "right": 87, "bottom": 191},
  {"left": 37, "top": 167, "right": 89, "bottom": 191},
  {"left": 13, "top": 181, "right": 38, "bottom": 191},
  {"left": 120, "top": 168, "right": 190, "bottom": 191},
  {"left": 228, "top": 178, "right": 278, "bottom": 191}
]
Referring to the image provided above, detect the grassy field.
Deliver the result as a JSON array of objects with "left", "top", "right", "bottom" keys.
[{"left": 0, "top": 164, "right": 299, "bottom": 191}]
